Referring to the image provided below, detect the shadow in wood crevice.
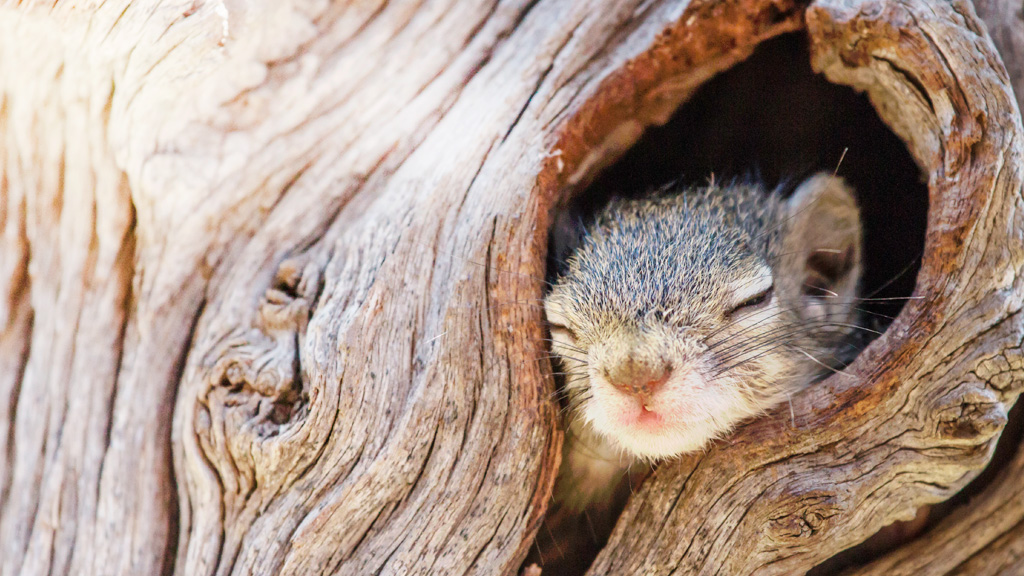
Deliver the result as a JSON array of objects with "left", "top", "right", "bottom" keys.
[
  {"left": 535, "top": 33, "right": 928, "bottom": 576},
  {"left": 935, "top": 399, "right": 1024, "bottom": 522},
  {"left": 809, "top": 400, "right": 1024, "bottom": 575},
  {"left": 559, "top": 33, "right": 927, "bottom": 325}
]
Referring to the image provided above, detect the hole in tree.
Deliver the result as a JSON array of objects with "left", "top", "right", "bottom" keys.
[
  {"left": 532, "top": 33, "right": 928, "bottom": 575},
  {"left": 554, "top": 34, "right": 927, "bottom": 325}
]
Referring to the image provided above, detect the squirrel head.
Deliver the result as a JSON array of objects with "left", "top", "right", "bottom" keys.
[{"left": 545, "top": 173, "right": 862, "bottom": 460}]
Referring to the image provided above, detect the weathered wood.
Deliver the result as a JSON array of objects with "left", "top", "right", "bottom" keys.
[
  {"left": 846, "top": 401, "right": 1024, "bottom": 575},
  {"left": 0, "top": 1, "right": 1021, "bottom": 575},
  {"left": 0, "top": 13, "right": 147, "bottom": 576},
  {"left": 587, "top": 0, "right": 1024, "bottom": 574},
  {"left": 977, "top": 0, "right": 1024, "bottom": 107},
  {"left": 836, "top": 2, "right": 1024, "bottom": 573}
]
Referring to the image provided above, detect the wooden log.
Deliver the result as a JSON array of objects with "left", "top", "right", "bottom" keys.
[
  {"left": 588, "top": 1, "right": 1024, "bottom": 574},
  {"left": 0, "top": 0, "right": 1020, "bottom": 575},
  {"left": 837, "top": 2, "right": 1024, "bottom": 574}
]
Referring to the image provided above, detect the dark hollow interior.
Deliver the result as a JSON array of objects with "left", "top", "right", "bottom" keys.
[
  {"left": 557, "top": 33, "right": 928, "bottom": 328},
  {"left": 537, "top": 33, "right": 930, "bottom": 575}
]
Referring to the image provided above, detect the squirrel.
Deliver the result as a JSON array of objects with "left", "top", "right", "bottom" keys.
[{"left": 544, "top": 172, "right": 863, "bottom": 517}]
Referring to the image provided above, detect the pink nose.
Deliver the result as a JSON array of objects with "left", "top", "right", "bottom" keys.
[{"left": 604, "top": 358, "right": 671, "bottom": 399}]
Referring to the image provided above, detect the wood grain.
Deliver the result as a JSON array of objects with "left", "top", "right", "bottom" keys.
[
  {"left": 0, "top": 0, "right": 1020, "bottom": 575},
  {"left": 588, "top": 0, "right": 1024, "bottom": 574}
]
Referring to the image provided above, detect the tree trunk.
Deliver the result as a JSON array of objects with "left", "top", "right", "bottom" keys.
[{"left": 1, "top": 0, "right": 1022, "bottom": 575}]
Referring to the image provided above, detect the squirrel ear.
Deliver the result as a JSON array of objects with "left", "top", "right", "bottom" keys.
[{"left": 784, "top": 173, "right": 863, "bottom": 305}]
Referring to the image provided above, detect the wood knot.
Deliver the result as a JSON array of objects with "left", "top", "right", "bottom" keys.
[
  {"left": 200, "top": 329, "right": 307, "bottom": 438},
  {"left": 934, "top": 392, "right": 1006, "bottom": 443},
  {"left": 767, "top": 493, "right": 841, "bottom": 543},
  {"left": 257, "top": 255, "right": 322, "bottom": 333},
  {"left": 195, "top": 257, "right": 321, "bottom": 440},
  {"left": 186, "top": 256, "right": 330, "bottom": 509}
]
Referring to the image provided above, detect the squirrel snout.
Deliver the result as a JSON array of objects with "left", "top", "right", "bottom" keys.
[{"left": 603, "top": 357, "right": 672, "bottom": 401}]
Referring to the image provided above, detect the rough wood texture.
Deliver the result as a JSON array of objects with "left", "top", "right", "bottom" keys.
[
  {"left": 0, "top": 1, "right": 1021, "bottom": 576},
  {"left": 846, "top": 412, "right": 1024, "bottom": 575},
  {"left": 839, "top": 2, "right": 1024, "bottom": 574},
  {"left": 588, "top": 0, "right": 1024, "bottom": 574},
  {"left": 977, "top": 0, "right": 1024, "bottom": 108}
]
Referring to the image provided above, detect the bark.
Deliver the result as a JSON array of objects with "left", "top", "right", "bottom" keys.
[
  {"left": 838, "top": 2, "right": 1024, "bottom": 574},
  {"left": 589, "top": 1, "right": 1024, "bottom": 573},
  {"left": 0, "top": 1, "right": 1021, "bottom": 576}
]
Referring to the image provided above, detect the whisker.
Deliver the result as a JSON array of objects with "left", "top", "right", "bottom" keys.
[
  {"left": 713, "top": 317, "right": 879, "bottom": 373},
  {"left": 787, "top": 345, "right": 857, "bottom": 378},
  {"left": 710, "top": 317, "right": 824, "bottom": 358},
  {"left": 821, "top": 321, "right": 883, "bottom": 335},
  {"left": 715, "top": 334, "right": 806, "bottom": 368},
  {"left": 540, "top": 353, "right": 590, "bottom": 364},
  {"left": 716, "top": 342, "right": 795, "bottom": 374},
  {"left": 862, "top": 252, "right": 923, "bottom": 299},
  {"left": 848, "top": 305, "right": 896, "bottom": 321},
  {"left": 833, "top": 146, "right": 849, "bottom": 176},
  {"left": 712, "top": 321, "right": 861, "bottom": 366},
  {"left": 852, "top": 296, "right": 925, "bottom": 302},
  {"left": 805, "top": 285, "right": 839, "bottom": 298},
  {"left": 705, "top": 308, "right": 792, "bottom": 343},
  {"left": 424, "top": 331, "right": 449, "bottom": 345},
  {"left": 529, "top": 338, "right": 588, "bottom": 353}
]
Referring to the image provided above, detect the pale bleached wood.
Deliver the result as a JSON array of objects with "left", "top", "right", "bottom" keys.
[
  {"left": 0, "top": 1, "right": 1021, "bottom": 576},
  {"left": 0, "top": 12, "right": 145, "bottom": 576},
  {"left": 172, "top": 1, "right": 806, "bottom": 574}
]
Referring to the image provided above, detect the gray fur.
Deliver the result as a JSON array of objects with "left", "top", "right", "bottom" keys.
[
  {"left": 545, "top": 173, "right": 863, "bottom": 510},
  {"left": 552, "top": 183, "right": 784, "bottom": 345}
]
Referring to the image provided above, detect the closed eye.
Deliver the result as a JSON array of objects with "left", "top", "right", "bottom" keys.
[
  {"left": 727, "top": 286, "right": 774, "bottom": 316},
  {"left": 548, "top": 323, "right": 578, "bottom": 341},
  {"left": 544, "top": 300, "right": 579, "bottom": 343}
]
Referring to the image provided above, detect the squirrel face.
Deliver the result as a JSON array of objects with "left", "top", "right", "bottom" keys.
[{"left": 545, "top": 174, "right": 863, "bottom": 461}]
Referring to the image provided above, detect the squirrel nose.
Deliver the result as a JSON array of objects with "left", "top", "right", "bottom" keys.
[{"left": 604, "top": 358, "right": 671, "bottom": 399}]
